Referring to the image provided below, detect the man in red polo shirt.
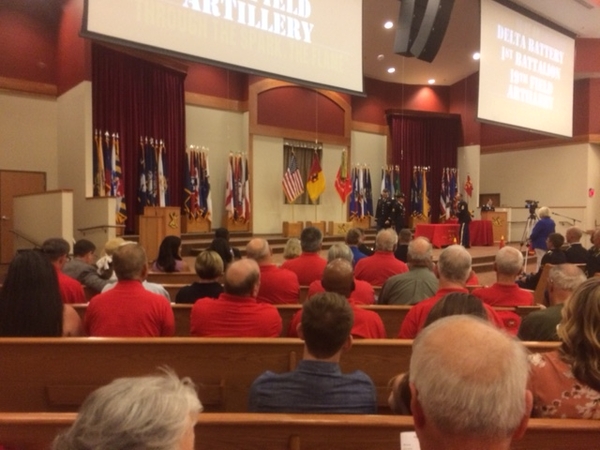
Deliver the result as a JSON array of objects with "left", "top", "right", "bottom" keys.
[
  {"left": 41, "top": 238, "right": 86, "bottom": 305},
  {"left": 191, "top": 258, "right": 282, "bottom": 337},
  {"left": 398, "top": 245, "right": 503, "bottom": 338},
  {"left": 281, "top": 226, "right": 327, "bottom": 286},
  {"left": 246, "top": 238, "right": 300, "bottom": 304},
  {"left": 289, "top": 258, "right": 385, "bottom": 339},
  {"left": 355, "top": 228, "right": 408, "bottom": 286}
]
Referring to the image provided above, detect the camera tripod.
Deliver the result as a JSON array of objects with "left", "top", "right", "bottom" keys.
[{"left": 519, "top": 212, "right": 538, "bottom": 271}]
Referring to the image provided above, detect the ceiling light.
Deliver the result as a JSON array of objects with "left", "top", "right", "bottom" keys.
[
  {"left": 388, "top": 67, "right": 396, "bottom": 74},
  {"left": 428, "top": 79, "right": 435, "bottom": 84},
  {"left": 377, "top": 54, "right": 385, "bottom": 61},
  {"left": 384, "top": 21, "right": 394, "bottom": 29},
  {"left": 473, "top": 52, "right": 481, "bottom": 60}
]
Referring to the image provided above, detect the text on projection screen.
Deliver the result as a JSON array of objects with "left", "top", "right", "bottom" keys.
[
  {"left": 478, "top": 0, "right": 574, "bottom": 137},
  {"left": 84, "top": 0, "right": 364, "bottom": 94}
]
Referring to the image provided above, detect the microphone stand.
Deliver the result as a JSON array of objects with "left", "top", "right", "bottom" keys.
[{"left": 551, "top": 212, "right": 579, "bottom": 226}]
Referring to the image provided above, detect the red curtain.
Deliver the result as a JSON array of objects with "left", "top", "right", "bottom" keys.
[
  {"left": 387, "top": 113, "right": 461, "bottom": 222},
  {"left": 92, "top": 44, "right": 186, "bottom": 233}
]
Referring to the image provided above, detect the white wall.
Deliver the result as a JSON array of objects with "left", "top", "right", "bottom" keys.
[
  {"left": 0, "top": 91, "right": 58, "bottom": 189},
  {"left": 185, "top": 105, "right": 245, "bottom": 230}
]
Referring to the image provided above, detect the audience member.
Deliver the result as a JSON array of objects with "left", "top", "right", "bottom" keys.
[
  {"left": 0, "top": 250, "right": 82, "bottom": 337},
  {"left": 387, "top": 293, "right": 490, "bottom": 415},
  {"left": 379, "top": 237, "right": 438, "bottom": 305},
  {"left": 62, "top": 239, "right": 108, "bottom": 293},
  {"left": 528, "top": 277, "right": 600, "bottom": 419},
  {"left": 151, "top": 235, "right": 190, "bottom": 273},
  {"left": 280, "top": 226, "right": 327, "bottom": 285},
  {"left": 587, "top": 229, "right": 600, "bottom": 277},
  {"left": 345, "top": 228, "right": 367, "bottom": 266},
  {"left": 307, "top": 243, "right": 375, "bottom": 305},
  {"left": 215, "top": 227, "right": 242, "bottom": 259},
  {"left": 175, "top": 250, "right": 224, "bottom": 304},
  {"left": 518, "top": 264, "right": 586, "bottom": 341},
  {"left": 190, "top": 259, "right": 282, "bottom": 337},
  {"left": 355, "top": 228, "right": 408, "bottom": 286},
  {"left": 41, "top": 238, "right": 86, "bottom": 304},
  {"left": 289, "top": 259, "right": 385, "bottom": 339},
  {"left": 408, "top": 316, "right": 532, "bottom": 450},
  {"left": 355, "top": 227, "right": 374, "bottom": 256},
  {"left": 246, "top": 238, "right": 300, "bottom": 304},
  {"left": 282, "top": 237, "right": 301, "bottom": 260},
  {"left": 564, "top": 226, "right": 590, "bottom": 268},
  {"left": 85, "top": 243, "right": 175, "bottom": 337},
  {"left": 398, "top": 245, "right": 503, "bottom": 338},
  {"left": 52, "top": 369, "right": 202, "bottom": 450},
  {"left": 249, "top": 292, "right": 377, "bottom": 414},
  {"left": 95, "top": 237, "right": 125, "bottom": 281},
  {"left": 393, "top": 228, "right": 412, "bottom": 263},
  {"left": 529, "top": 206, "right": 556, "bottom": 272},
  {"left": 472, "top": 246, "right": 533, "bottom": 306},
  {"left": 207, "top": 237, "right": 234, "bottom": 269},
  {"left": 519, "top": 232, "right": 566, "bottom": 290}
]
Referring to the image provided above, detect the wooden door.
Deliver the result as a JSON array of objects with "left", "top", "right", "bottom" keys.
[{"left": 0, "top": 170, "right": 46, "bottom": 264}]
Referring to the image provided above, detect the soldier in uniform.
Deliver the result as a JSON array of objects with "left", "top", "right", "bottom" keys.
[
  {"left": 375, "top": 189, "right": 393, "bottom": 230},
  {"left": 456, "top": 193, "right": 471, "bottom": 248},
  {"left": 391, "top": 192, "right": 406, "bottom": 231}
]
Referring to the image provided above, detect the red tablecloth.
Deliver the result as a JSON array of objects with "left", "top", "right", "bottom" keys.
[{"left": 414, "top": 220, "right": 493, "bottom": 248}]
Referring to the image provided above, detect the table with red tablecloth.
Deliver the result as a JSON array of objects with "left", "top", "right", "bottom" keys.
[{"left": 414, "top": 220, "right": 493, "bottom": 248}]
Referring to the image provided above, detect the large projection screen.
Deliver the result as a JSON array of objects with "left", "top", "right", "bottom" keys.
[
  {"left": 478, "top": 0, "right": 574, "bottom": 137},
  {"left": 82, "top": 0, "right": 363, "bottom": 95}
]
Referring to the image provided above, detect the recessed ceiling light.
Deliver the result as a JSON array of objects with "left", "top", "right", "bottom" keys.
[
  {"left": 377, "top": 54, "right": 385, "bottom": 61},
  {"left": 388, "top": 67, "right": 396, "bottom": 74},
  {"left": 473, "top": 52, "right": 481, "bottom": 60},
  {"left": 428, "top": 79, "right": 436, "bottom": 84},
  {"left": 384, "top": 21, "right": 394, "bottom": 29}
]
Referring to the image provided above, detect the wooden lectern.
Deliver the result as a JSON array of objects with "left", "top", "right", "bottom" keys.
[
  {"left": 482, "top": 210, "right": 508, "bottom": 243},
  {"left": 139, "top": 207, "right": 181, "bottom": 262}
]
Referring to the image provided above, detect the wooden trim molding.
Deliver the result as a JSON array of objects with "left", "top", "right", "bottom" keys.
[
  {"left": 185, "top": 92, "right": 248, "bottom": 113},
  {"left": 352, "top": 121, "right": 388, "bottom": 136},
  {"left": 481, "top": 134, "right": 600, "bottom": 154},
  {"left": 0, "top": 77, "right": 57, "bottom": 97}
]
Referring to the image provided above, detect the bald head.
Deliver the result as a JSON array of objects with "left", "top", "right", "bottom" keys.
[
  {"left": 436, "top": 245, "right": 472, "bottom": 285},
  {"left": 565, "top": 227, "right": 583, "bottom": 244},
  {"left": 407, "top": 237, "right": 433, "bottom": 268},
  {"left": 113, "top": 243, "right": 147, "bottom": 281},
  {"left": 321, "top": 259, "right": 354, "bottom": 298},
  {"left": 223, "top": 259, "right": 260, "bottom": 297},
  {"left": 410, "top": 315, "right": 531, "bottom": 444},
  {"left": 495, "top": 246, "right": 523, "bottom": 276},
  {"left": 375, "top": 228, "right": 398, "bottom": 252},
  {"left": 245, "top": 238, "right": 271, "bottom": 264}
]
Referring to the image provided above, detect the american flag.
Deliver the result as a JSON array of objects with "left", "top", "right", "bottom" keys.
[{"left": 282, "top": 152, "right": 304, "bottom": 203}]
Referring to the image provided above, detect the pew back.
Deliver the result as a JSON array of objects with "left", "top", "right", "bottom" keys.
[
  {"left": 0, "top": 338, "right": 559, "bottom": 413},
  {"left": 0, "top": 412, "right": 597, "bottom": 450}
]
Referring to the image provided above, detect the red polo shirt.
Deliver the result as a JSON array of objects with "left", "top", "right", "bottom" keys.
[
  {"left": 280, "top": 252, "right": 327, "bottom": 286},
  {"left": 307, "top": 279, "right": 375, "bottom": 305},
  {"left": 355, "top": 251, "right": 408, "bottom": 286},
  {"left": 257, "top": 264, "right": 300, "bottom": 305}
]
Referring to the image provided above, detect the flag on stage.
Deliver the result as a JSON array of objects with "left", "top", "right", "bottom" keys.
[
  {"left": 364, "top": 167, "right": 374, "bottom": 216},
  {"left": 224, "top": 154, "right": 235, "bottom": 219},
  {"left": 241, "top": 154, "right": 251, "bottom": 221},
  {"left": 103, "top": 132, "right": 112, "bottom": 196},
  {"left": 306, "top": 150, "right": 325, "bottom": 203},
  {"left": 393, "top": 166, "right": 401, "bottom": 196},
  {"left": 201, "top": 151, "right": 212, "bottom": 221},
  {"left": 113, "top": 134, "right": 127, "bottom": 225},
  {"left": 93, "top": 130, "right": 105, "bottom": 197},
  {"left": 183, "top": 150, "right": 194, "bottom": 218},
  {"left": 421, "top": 167, "right": 430, "bottom": 219},
  {"left": 440, "top": 168, "right": 448, "bottom": 220},
  {"left": 358, "top": 166, "right": 365, "bottom": 217},
  {"left": 157, "top": 140, "right": 168, "bottom": 207},
  {"left": 282, "top": 151, "right": 304, "bottom": 203},
  {"left": 334, "top": 150, "right": 352, "bottom": 203},
  {"left": 138, "top": 138, "right": 147, "bottom": 210},
  {"left": 349, "top": 167, "right": 358, "bottom": 218}
]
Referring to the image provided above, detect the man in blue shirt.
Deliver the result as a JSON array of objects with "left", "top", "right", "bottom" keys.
[{"left": 248, "top": 292, "right": 377, "bottom": 413}]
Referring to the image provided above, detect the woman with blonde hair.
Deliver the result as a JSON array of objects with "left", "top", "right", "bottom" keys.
[
  {"left": 528, "top": 277, "right": 600, "bottom": 419},
  {"left": 175, "top": 250, "right": 224, "bottom": 304}
]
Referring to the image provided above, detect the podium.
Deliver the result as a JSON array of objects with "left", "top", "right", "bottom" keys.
[
  {"left": 482, "top": 210, "right": 508, "bottom": 243},
  {"left": 139, "top": 207, "right": 181, "bottom": 262}
]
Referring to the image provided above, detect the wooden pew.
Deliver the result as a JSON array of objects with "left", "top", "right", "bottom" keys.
[
  {"left": 0, "top": 338, "right": 559, "bottom": 414},
  {"left": 1, "top": 412, "right": 598, "bottom": 450},
  {"left": 74, "top": 303, "right": 543, "bottom": 339},
  {"left": 147, "top": 272, "right": 198, "bottom": 285},
  {"left": 299, "top": 285, "right": 382, "bottom": 303}
]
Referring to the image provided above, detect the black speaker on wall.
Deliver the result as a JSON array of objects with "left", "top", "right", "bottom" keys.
[{"left": 393, "top": 0, "right": 455, "bottom": 63}]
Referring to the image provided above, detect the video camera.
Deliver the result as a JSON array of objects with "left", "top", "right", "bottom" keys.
[{"left": 525, "top": 200, "right": 539, "bottom": 215}]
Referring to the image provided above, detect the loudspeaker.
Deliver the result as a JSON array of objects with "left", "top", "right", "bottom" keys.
[{"left": 394, "top": 0, "right": 455, "bottom": 63}]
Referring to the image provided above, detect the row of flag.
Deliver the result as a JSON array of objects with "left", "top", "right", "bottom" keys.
[
  {"left": 411, "top": 166, "right": 431, "bottom": 220},
  {"left": 93, "top": 130, "right": 127, "bottom": 225},
  {"left": 349, "top": 166, "right": 374, "bottom": 219},
  {"left": 282, "top": 150, "right": 328, "bottom": 204},
  {"left": 225, "top": 153, "right": 251, "bottom": 223},
  {"left": 380, "top": 165, "right": 401, "bottom": 198},
  {"left": 138, "top": 137, "right": 168, "bottom": 210},
  {"left": 183, "top": 146, "right": 212, "bottom": 221},
  {"left": 440, "top": 167, "right": 459, "bottom": 220}
]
